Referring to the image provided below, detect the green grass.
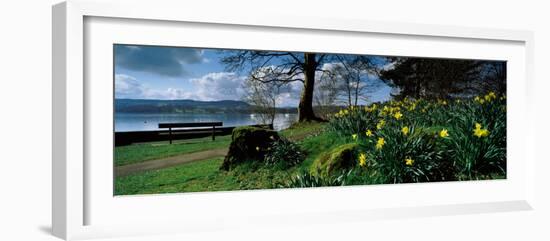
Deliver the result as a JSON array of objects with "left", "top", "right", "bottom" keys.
[
  {"left": 280, "top": 121, "right": 325, "bottom": 140},
  {"left": 296, "top": 131, "right": 346, "bottom": 172},
  {"left": 114, "top": 134, "right": 232, "bottom": 166},
  {"left": 115, "top": 157, "right": 228, "bottom": 195},
  {"left": 115, "top": 157, "right": 300, "bottom": 195}
]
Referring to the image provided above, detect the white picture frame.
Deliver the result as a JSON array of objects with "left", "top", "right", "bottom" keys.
[{"left": 52, "top": 0, "right": 535, "bottom": 240}]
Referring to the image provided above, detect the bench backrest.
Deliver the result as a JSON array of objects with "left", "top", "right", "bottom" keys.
[{"left": 158, "top": 122, "right": 223, "bottom": 129}]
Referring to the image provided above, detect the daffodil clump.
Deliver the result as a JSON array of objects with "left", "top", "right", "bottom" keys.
[
  {"left": 439, "top": 129, "right": 449, "bottom": 138},
  {"left": 366, "top": 129, "right": 373, "bottom": 137},
  {"left": 401, "top": 126, "right": 409, "bottom": 136},
  {"left": 375, "top": 137, "right": 385, "bottom": 150},
  {"left": 405, "top": 157, "right": 414, "bottom": 166},
  {"left": 327, "top": 91, "right": 506, "bottom": 183},
  {"left": 473, "top": 122, "right": 490, "bottom": 138}
]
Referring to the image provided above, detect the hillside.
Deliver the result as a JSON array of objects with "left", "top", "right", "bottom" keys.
[{"left": 115, "top": 99, "right": 297, "bottom": 114}]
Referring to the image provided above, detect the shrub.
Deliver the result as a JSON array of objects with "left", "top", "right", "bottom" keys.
[
  {"left": 220, "top": 126, "right": 280, "bottom": 170},
  {"left": 264, "top": 138, "right": 306, "bottom": 169}
]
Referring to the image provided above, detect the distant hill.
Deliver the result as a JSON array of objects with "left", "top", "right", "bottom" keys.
[{"left": 115, "top": 99, "right": 297, "bottom": 114}]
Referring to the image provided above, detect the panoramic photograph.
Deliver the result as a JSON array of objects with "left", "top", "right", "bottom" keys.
[{"left": 113, "top": 44, "right": 507, "bottom": 195}]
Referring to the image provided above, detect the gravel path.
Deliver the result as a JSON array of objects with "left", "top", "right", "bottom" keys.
[{"left": 115, "top": 147, "right": 228, "bottom": 177}]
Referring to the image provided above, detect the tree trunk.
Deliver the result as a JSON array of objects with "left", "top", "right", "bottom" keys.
[{"left": 298, "top": 53, "right": 319, "bottom": 122}]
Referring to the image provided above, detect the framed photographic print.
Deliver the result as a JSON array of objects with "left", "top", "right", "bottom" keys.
[{"left": 53, "top": 0, "right": 535, "bottom": 240}]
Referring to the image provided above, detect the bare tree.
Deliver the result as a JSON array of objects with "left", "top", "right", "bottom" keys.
[
  {"left": 314, "top": 71, "right": 339, "bottom": 119},
  {"left": 325, "top": 56, "right": 378, "bottom": 107},
  {"left": 221, "top": 51, "right": 334, "bottom": 122},
  {"left": 241, "top": 73, "right": 284, "bottom": 126}
]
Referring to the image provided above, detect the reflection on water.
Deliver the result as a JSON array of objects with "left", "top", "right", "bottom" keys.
[{"left": 115, "top": 113, "right": 298, "bottom": 132}]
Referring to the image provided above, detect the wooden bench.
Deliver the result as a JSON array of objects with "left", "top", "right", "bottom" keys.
[{"left": 158, "top": 122, "right": 223, "bottom": 144}]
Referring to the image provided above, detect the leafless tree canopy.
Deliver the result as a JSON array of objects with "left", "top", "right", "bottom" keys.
[
  {"left": 220, "top": 51, "right": 388, "bottom": 121},
  {"left": 241, "top": 70, "right": 287, "bottom": 125}
]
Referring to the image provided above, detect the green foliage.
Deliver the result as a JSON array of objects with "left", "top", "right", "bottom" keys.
[
  {"left": 264, "top": 138, "right": 306, "bottom": 169},
  {"left": 281, "top": 170, "right": 353, "bottom": 188}
]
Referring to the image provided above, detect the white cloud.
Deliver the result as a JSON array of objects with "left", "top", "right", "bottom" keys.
[
  {"left": 143, "top": 88, "right": 194, "bottom": 100},
  {"left": 114, "top": 71, "right": 308, "bottom": 107},
  {"left": 115, "top": 72, "right": 250, "bottom": 101},
  {"left": 381, "top": 61, "right": 396, "bottom": 71},
  {"left": 115, "top": 74, "right": 144, "bottom": 98},
  {"left": 188, "top": 72, "right": 247, "bottom": 101}
]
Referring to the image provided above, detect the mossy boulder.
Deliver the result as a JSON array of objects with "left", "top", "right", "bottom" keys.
[
  {"left": 310, "top": 143, "right": 359, "bottom": 176},
  {"left": 220, "top": 126, "right": 280, "bottom": 170}
]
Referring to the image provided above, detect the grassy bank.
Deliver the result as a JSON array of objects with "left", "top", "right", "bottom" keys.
[{"left": 115, "top": 157, "right": 300, "bottom": 195}]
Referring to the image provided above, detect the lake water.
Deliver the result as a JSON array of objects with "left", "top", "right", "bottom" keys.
[{"left": 114, "top": 113, "right": 298, "bottom": 132}]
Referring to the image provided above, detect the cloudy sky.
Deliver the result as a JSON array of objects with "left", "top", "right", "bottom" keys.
[{"left": 114, "top": 44, "right": 392, "bottom": 107}]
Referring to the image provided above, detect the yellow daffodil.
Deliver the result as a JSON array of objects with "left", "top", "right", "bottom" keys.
[
  {"left": 405, "top": 157, "right": 414, "bottom": 166},
  {"left": 408, "top": 103, "right": 417, "bottom": 111},
  {"left": 366, "top": 130, "right": 373, "bottom": 137},
  {"left": 474, "top": 96, "right": 486, "bottom": 104},
  {"left": 375, "top": 137, "right": 385, "bottom": 150},
  {"left": 352, "top": 134, "right": 358, "bottom": 140},
  {"left": 439, "top": 129, "right": 449, "bottom": 138},
  {"left": 473, "top": 128, "right": 489, "bottom": 138},
  {"left": 473, "top": 122, "right": 490, "bottom": 138},
  {"left": 484, "top": 92, "right": 497, "bottom": 102},
  {"left": 475, "top": 122, "right": 482, "bottom": 130},
  {"left": 376, "top": 119, "right": 385, "bottom": 130},
  {"left": 393, "top": 111, "right": 403, "bottom": 120},
  {"left": 401, "top": 126, "right": 410, "bottom": 136},
  {"left": 359, "top": 153, "right": 367, "bottom": 167}
]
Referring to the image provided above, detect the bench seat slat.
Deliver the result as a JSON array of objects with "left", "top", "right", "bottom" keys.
[{"left": 158, "top": 122, "right": 223, "bottom": 128}]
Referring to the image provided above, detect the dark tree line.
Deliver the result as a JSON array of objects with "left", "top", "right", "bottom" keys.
[{"left": 379, "top": 57, "right": 506, "bottom": 100}]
